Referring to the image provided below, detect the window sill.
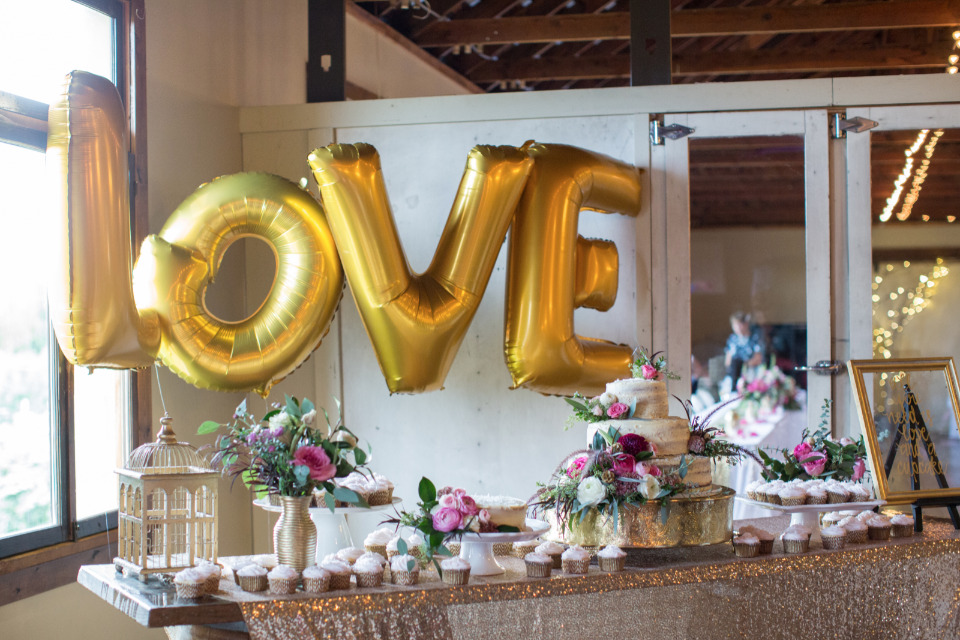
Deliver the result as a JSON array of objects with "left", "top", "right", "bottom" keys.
[{"left": 0, "top": 529, "right": 118, "bottom": 607}]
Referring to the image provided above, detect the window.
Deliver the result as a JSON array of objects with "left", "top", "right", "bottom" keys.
[{"left": 0, "top": 0, "right": 147, "bottom": 582}]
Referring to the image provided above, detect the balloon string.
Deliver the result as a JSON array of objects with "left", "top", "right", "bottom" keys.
[{"left": 154, "top": 362, "right": 168, "bottom": 415}]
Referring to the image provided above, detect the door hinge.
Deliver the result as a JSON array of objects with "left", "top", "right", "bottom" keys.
[
  {"left": 650, "top": 118, "right": 694, "bottom": 146},
  {"left": 830, "top": 113, "right": 878, "bottom": 139}
]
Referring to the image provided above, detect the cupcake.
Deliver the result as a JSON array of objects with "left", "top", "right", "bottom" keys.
[
  {"left": 826, "top": 485, "right": 850, "bottom": 504},
  {"left": 523, "top": 552, "right": 553, "bottom": 578},
  {"left": 194, "top": 561, "right": 221, "bottom": 594},
  {"left": 856, "top": 510, "right": 878, "bottom": 522},
  {"left": 781, "top": 527, "right": 810, "bottom": 554},
  {"left": 745, "top": 480, "right": 764, "bottom": 501},
  {"left": 890, "top": 514, "right": 915, "bottom": 538},
  {"left": 760, "top": 483, "right": 782, "bottom": 505},
  {"left": 388, "top": 534, "right": 424, "bottom": 560},
  {"left": 778, "top": 486, "right": 806, "bottom": 507},
  {"left": 561, "top": 545, "right": 591, "bottom": 574},
  {"left": 820, "top": 525, "right": 847, "bottom": 550},
  {"left": 174, "top": 568, "right": 206, "bottom": 599},
  {"left": 367, "top": 473, "right": 395, "bottom": 506},
  {"left": 512, "top": 539, "right": 540, "bottom": 559},
  {"left": 364, "top": 528, "right": 395, "bottom": 558},
  {"left": 252, "top": 554, "right": 277, "bottom": 570},
  {"left": 390, "top": 554, "right": 420, "bottom": 586},
  {"left": 805, "top": 486, "right": 828, "bottom": 505},
  {"left": 358, "top": 551, "right": 387, "bottom": 569},
  {"left": 821, "top": 512, "right": 843, "bottom": 527},
  {"left": 268, "top": 565, "right": 300, "bottom": 595},
  {"left": 492, "top": 542, "right": 513, "bottom": 557},
  {"left": 301, "top": 566, "right": 331, "bottom": 593},
  {"left": 535, "top": 541, "right": 565, "bottom": 569},
  {"left": 446, "top": 542, "right": 461, "bottom": 557},
  {"left": 733, "top": 534, "right": 760, "bottom": 558},
  {"left": 842, "top": 520, "right": 868, "bottom": 544},
  {"left": 237, "top": 564, "right": 269, "bottom": 592},
  {"left": 738, "top": 526, "right": 774, "bottom": 554},
  {"left": 321, "top": 559, "right": 353, "bottom": 590},
  {"left": 866, "top": 516, "right": 892, "bottom": 541},
  {"left": 848, "top": 484, "right": 872, "bottom": 502},
  {"left": 336, "top": 546, "right": 366, "bottom": 565},
  {"left": 353, "top": 555, "right": 385, "bottom": 588},
  {"left": 597, "top": 545, "right": 627, "bottom": 571},
  {"left": 440, "top": 556, "right": 471, "bottom": 585},
  {"left": 228, "top": 559, "right": 254, "bottom": 585}
]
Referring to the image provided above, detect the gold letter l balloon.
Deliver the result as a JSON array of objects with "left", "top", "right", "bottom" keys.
[{"left": 309, "top": 143, "right": 533, "bottom": 393}]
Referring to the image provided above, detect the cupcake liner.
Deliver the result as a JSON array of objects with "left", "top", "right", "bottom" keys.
[
  {"left": 562, "top": 558, "right": 590, "bottom": 574},
  {"left": 175, "top": 582, "right": 205, "bottom": 599},
  {"left": 525, "top": 561, "right": 552, "bottom": 578},
  {"left": 204, "top": 574, "right": 221, "bottom": 594},
  {"left": 892, "top": 523, "right": 914, "bottom": 538},
  {"left": 365, "top": 544, "right": 388, "bottom": 558},
  {"left": 782, "top": 538, "right": 809, "bottom": 554},
  {"left": 827, "top": 493, "right": 848, "bottom": 504},
  {"left": 446, "top": 543, "right": 461, "bottom": 556},
  {"left": 355, "top": 571, "right": 383, "bottom": 588},
  {"left": 492, "top": 542, "right": 512, "bottom": 557},
  {"left": 821, "top": 535, "right": 846, "bottom": 550},
  {"left": 303, "top": 575, "right": 330, "bottom": 594},
  {"left": 512, "top": 542, "right": 539, "bottom": 559},
  {"left": 546, "top": 553, "right": 563, "bottom": 569},
  {"left": 269, "top": 576, "right": 299, "bottom": 595},
  {"left": 805, "top": 494, "right": 828, "bottom": 505},
  {"left": 845, "top": 528, "right": 868, "bottom": 544},
  {"left": 368, "top": 488, "right": 394, "bottom": 506},
  {"left": 328, "top": 573, "right": 352, "bottom": 590},
  {"left": 779, "top": 496, "right": 804, "bottom": 507},
  {"left": 239, "top": 575, "right": 268, "bottom": 592},
  {"left": 757, "top": 540, "right": 774, "bottom": 555},
  {"left": 391, "top": 569, "right": 420, "bottom": 586},
  {"left": 442, "top": 568, "right": 471, "bottom": 586},
  {"left": 868, "top": 525, "right": 891, "bottom": 541},
  {"left": 733, "top": 543, "right": 759, "bottom": 558},
  {"left": 598, "top": 556, "right": 625, "bottom": 572}
]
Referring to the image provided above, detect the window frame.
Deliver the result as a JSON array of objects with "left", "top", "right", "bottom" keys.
[{"left": 0, "top": 0, "right": 149, "bottom": 604}]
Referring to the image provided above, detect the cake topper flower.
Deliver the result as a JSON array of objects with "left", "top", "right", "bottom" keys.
[{"left": 630, "top": 347, "right": 680, "bottom": 381}]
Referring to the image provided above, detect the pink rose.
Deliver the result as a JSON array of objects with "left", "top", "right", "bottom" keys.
[
  {"left": 800, "top": 452, "right": 827, "bottom": 477},
  {"left": 438, "top": 493, "right": 460, "bottom": 510},
  {"left": 459, "top": 495, "right": 480, "bottom": 516},
  {"left": 746, "top": 380, "right": 770, "bottom": 393},
  {"left": 567, "top": 455, "right": 588, "bottom": 478},
  {"left": 640, "top": 363, "right": 661, "bottom": 380},
  {"left": 793, "top": 442, "right": 813, "bottom": 460},
  {"left": 636, "top": 462, "right": 662, "bottom": 477},
  {"left": 839, "top": 437, "right": 855, "bottom": 447},
  {"left": 606, "top": 402, "right": 629, "bottom": 419},
  {"left": 432, "top": 507, "right": 463, "bottom": 533},
  {"left": 852, "top": 458, "right": 866, "bottom": 482},
  {"left": 453, "top": 488, "right": 467, "bottom": 500},
  {"left": 611, "top": 453, "right": 636, "bottom": 475},
  {"left": 437, "top": 486, "right": 454, "bottom": 498},
  {"left": 292, "top": 445, "right": 337, "bottom": 482},
  {"left": 478, "top": 508, "right": 491, "bottom": 524}
]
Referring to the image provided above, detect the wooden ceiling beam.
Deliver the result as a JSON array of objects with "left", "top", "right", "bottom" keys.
[
  {"left": 414, "top": 0, "right": 960, "bottom": 47},
  {"left": 468, "top": 44, "right": 946, "bottom": 81}
]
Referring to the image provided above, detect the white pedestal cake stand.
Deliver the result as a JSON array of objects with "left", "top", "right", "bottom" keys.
[
  {"left": 734, "top": 497, "right": 885, "bottom": 543},
  {"left": 254, "top": 497, "right": 401, "bottom": 562},
  {"left": 456, "top": 519, "right": 549, "bottom": 576}
]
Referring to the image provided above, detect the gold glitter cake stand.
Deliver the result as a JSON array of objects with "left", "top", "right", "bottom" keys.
[{"left": 456, "top": 518, "right": 549, "bottom": 575}]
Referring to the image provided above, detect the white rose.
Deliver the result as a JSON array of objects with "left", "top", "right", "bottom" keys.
[
  {"left": 591, "top": 404, "right": 604, "bottom": 417},
  {"left": 599, "top": 392, "right": 617, "bottom": 406},
  {"left": 302, "top": 409, "right": 317, "bottom": 427},
  {"left": 638, "top": 475, "right": 662, "bottom": 501},
  {"left": 576, "top": 476, "right": 607, "bottom": 507},
  {"left": 269, "top": 411, "right": 294, "bottom": 429}
]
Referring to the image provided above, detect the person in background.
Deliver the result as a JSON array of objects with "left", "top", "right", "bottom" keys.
[{"left": 724, "top": 311, "right": 766, "bottom": 384}]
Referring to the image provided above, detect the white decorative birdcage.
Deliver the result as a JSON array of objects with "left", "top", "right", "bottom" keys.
[{"left": 115, "top": 413, "right": 218, "bottom": 581}]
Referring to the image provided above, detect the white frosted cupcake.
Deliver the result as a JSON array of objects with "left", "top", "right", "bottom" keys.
[
  {"left": 826, "top": 485, "right": 850, "bottom": 504},
  {"left": 535, "top": 541, "right": 566, "bottom": 569},
  {"left": 237, "top": 564, "right": 269, "bottom": 592},
  {"left": 778, "top": 486, "right": 807, "bottom": 506},
  {"left": 524, "top": 552, "right": 553, "bottom": 578},
  {"left": 856, "top": 510, "right": 878, "bottom": 522},
  {"left": 821, "top": 512, "right": 843, "bottom": 527},
  {"left": 358, "top": 551, "right": 387, "bottom": 569},
  {"left": 843, "top": 519, "right": 868, "bottom": 544},
  {"left": 364, "top": 528, "right": 395, "bottom": 557},
  {"left": 302, "top": 566, "right": 331, "bottom": 593},
  {"left": 848, "top": 484, "right": 872, "bottom": 502},
  {"left": 890, "top": 514, "right": 915, "bottom": 538},
  {"left": 733, "top": 534, "right": 760, "bottom": 558},
  {"left": 820, "top": 525, "right": 847, "bottom": 550},
  {"left": 252, "top": 554, "right": 277, "bottom": 570},
  {"left": 738, "top": 526, "right": 774, "bottom": 554},
  {"left": 805, "top": 486, "right": 828, "bottom": 505},
  {"left": 194, "top": 561, "right": 221, "bottom": 594},
  {"left": 760, "top": 483, "right": 782, "bottom": 505},
  {"left": 440, "top": 556, "right": 471, "bottom": 585},
  {"left": 367, "top": 473, "right": 395, "bottom": 506},
  {"left": 268, "top": 565, "right": 300, "bottom": 594},
  {"left": 388, "top": 534, "right": 424, "bottom": 561},
  {"left": 561, "top": 545, "right": 591, "bottom": 574},
  {"left": 745, "top": 480, "right": 764, "bottom": 501},
  {"left": 321, "top": 559, "right": 353, "bottom": 590},
  {"left": 174, "top": 568, "right": 206, "bottom": 599},
  {"left": 336, "top": 546, "right": 366, "bottom": 565},
  {"left": 867, "top": 516, "right": 892, "bottom": 541},
  {"left": 512, "top": 539, "right": 541, "bottom": 559},
  {"left": 597, "top": 545, "right": 627, "bottom": 572},
  {"left": 390, "top": 554, "right": 420, "bottom": 586},
  {"left": 353, "top": 555, "right": 385, "bottom": 588},
  {"left": 781, "top": 526, "right": 810, "bottom": 554}
]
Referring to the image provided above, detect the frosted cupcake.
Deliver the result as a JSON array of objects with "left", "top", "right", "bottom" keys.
[
  {"left": 779, "top": 486, "right": 806, "bottom": 507},
  {"left": 760, "top": 483, "right": 782, "bottom": 505},
  {"left": 268, "top": 565, "right": 300, "bottom": 595},
  {"left": 856, "top": 510, "right": 878, "bottom": 522},
  {"left": 890, "top": 514, "right": 915, "bottom": 538},
  {"left": 597, "top": 545, "right": 627, "bottom": 572},
  {"left": 388, "top": 534, "right": 424, "bottom": 560},
  {"left": 733, "top": 534, "right": 760, "bottom": 558},
  {"left": 820, "top": 525, "right": 847, "bottom": 550},
  {"left": 358, "top": 551, "right": 387, "bottom": 569},
  {"left": 194, "top": 561, "right": 221, "bottom": 594},
  {"left": 237, "top": 564, "right": 269, "bottom": 592},
  {"left": 390, "top": 554, "right": 420, "bottom": 586},
  {"left": 745, "top": 480, "right": 764, "bottom": 501},
  {"left": 174, "top": 568, "right": 206, "bottom": 599},
  {"left": 353, "top": 555, "right": 385, "bottom": 588},
  {"left": 842, "top": 519, "right": 868, "bottom": 544},
  {"left": 848, "top": 484, "right": 872, "bottom": 502},
  {"left": 821, "top": 512, "right": 843, "bottom": 527},
  {"left": 805, "top": 486, "right": 828, "bottom": 505},
  {"left": 561, "top": 545, "right": 591, "bottom": 574},
  {"left": 492, "top": 542, "right": 513, "bottom": 557},
  {"left": 336, "top": 546, "right": 366, "bottom": 565},
  {"left": 867, "top": 516, "right": 892, "bottom": 541},
  {"left": 440, "top": 556, "right": 471, "bottom": 585},
  {"left": 252, "top": 554, "right": 277, "bottom": 570},
  {"left": 321, "top": 559, "right": 353, "bottom": 590},
  {"left": 523, "top": 552, "right": 553, "bottom": 578},
  {"left": 512, "top": 539, "right": 540, "bottom": 559},
  {"left": 826, "top": 485, "right": 850, "bottom": 504},
  {"left": 535, "top": 541, "right": 566, "bottom": 569},
  {"left": 368, "top": 473, "right": 395, "bottom": 506},
  {"left": 302, "top": 566, "right": 331, "bottom": 593},
  {"left": 781, "top": 527, "right": 810, "bottom": 554},
  {"left": 738, "top": 526, "right": 774, "bottom": 555},
  {"left": 364, "top": 528, "right": 395, "bottom": 557}
]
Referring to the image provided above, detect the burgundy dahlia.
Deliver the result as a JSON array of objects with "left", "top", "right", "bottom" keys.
[{"left": 618, "top": 433, "right": 652, "bottom": 458}]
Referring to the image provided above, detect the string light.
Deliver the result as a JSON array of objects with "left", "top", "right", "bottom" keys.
[
  {"left": 949, "top": 30, "right": 960, "bottom": 73},
  {"left": 897, "top": 129, "right": 943, "bottom": 221},
  {"left": 879, "top": 130, "right": 927, "bottom": 222},
  {"left": 872, "top": 259, "right": 950, "bottom": 359}
]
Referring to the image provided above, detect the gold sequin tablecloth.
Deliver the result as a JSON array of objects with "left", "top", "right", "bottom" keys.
[{"left": 78, "top": 517, "right": 960, "bottom": 640}]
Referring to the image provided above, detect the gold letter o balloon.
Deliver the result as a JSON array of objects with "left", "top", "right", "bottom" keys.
[{"left": 132, "top": 173, "right": 343, "bottom": 396}]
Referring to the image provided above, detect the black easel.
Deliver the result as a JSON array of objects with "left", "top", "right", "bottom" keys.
[{"left": 882, "top": 384, "right": 960, "bottom": 532}]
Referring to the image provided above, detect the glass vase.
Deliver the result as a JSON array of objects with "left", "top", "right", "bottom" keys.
[{"left": 273, "top": 495, "right": 317, "bottom": 571}]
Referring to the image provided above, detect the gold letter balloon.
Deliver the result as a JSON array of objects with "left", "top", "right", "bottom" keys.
[
  {"left": 309, "top": 143, "right": 533, "bottom": 393},
  {"left": 46, "top": 71, "right": 160, "bottom": 367}
]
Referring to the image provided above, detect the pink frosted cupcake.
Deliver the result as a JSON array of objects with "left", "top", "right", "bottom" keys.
[
  {"left": 302, "top": 566, "right": 331, "bottom": 593},
  {"left": 268, "top": 565, "right": 300, "bottom": 595},
  {"left": 561, "top": 545, "right": 591, "bottom": 574},
  {"left": 890, "top": 514, "right": 915, "bottom": 538},
  {"left": 596, "top": 545, "right": 627, "bottom": 571}
]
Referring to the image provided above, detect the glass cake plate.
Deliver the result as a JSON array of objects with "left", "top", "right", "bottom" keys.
[
  {"left": 456, "top": 518, "right": 549, "bottom": 576},
  {"left": 734, "top": 496, "right": 886, "bottom": 542}
]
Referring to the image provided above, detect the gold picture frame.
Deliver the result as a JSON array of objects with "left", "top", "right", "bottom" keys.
[{"left": 848, "top": 357, "right": 960, "bottom": 503}]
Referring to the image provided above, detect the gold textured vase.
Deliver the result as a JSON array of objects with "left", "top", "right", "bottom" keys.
[{"left": 273, "top": 495, "right": 317, "bottom": 571}]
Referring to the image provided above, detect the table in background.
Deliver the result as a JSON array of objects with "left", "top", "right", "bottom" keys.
[{"left": 78, "top": 516, "right": 960, "bottom": 640}]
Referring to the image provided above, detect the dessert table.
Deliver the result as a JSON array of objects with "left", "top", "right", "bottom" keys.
[{"left": 77, "top": 516, "right": 960, "bottom": 640}]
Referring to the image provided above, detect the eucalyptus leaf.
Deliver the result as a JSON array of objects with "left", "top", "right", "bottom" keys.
[
  {"left": 198, "top": 420, "right": 221, "bottom": 435},
  {"left": 301, "top": 398, "right": 315, "bottom": 415},
  {"left": 436, "top": 545, "right": 453, "bottom": 557},
  {"left": 285, "top": 395, "right": 301, "bottom": 418},
  {"left": 262, "top": 408, "right": 281, "bottom": 421},
  {"left": 659, "top": 502, "right": 670, "bottom": 525},
  {"left": 679, "top": 455, "right": 688, "bottom": 479},
  {"left": 293, "top": 464, "right": 310, "bottom": 486},
  {"left": 565, "top": 398, "right": 587, "bottom": 412},
  {"left": 406, "top": 558, "right": 416, "bottom": 572},
  {"left": 397, "top": 538, "right": 408, "bottom": 556}
]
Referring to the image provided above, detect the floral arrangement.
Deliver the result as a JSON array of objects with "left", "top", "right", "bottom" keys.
[
  {"left": 199, "top": 396, "right": 370, "bottom": 509},
  {"left": 383, "top": 477, "right": 519, "bottom": 574},
  {"left": 681, "top": 396, "right": 762, "bottom": 465},
  {"left": 735, "top": 361, "right": 801, "bottom": 417},
  {"left": 531, "top": 427, "right": 689, "bottom": 529},
  {"left": 629, "top": 347, "right": 680, "bottom": 381},
  {"left": 758, "top": 400, "right": 868, "bottom": 482}
]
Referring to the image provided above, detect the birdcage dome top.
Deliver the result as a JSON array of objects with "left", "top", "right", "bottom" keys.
[{"left": 125, "top": 414, "right": 213, "bottom": 474}]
